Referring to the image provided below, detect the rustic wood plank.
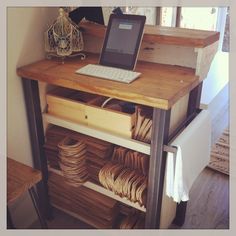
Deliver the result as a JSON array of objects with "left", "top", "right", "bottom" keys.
[
  {"left": 80, "top": 21, "right": 219, "bottom": 48},
  {"left": 139, "top": 42, "right": 197, "bottom": 68},
  {"left": 48, "top": 171, "right": 120, "bottom": 229},
  {"left": 17, "top": 54, "right": 199, "bottom": 110},
  {"left": 83, "top": 34, "right": 198, "bottom": 69}
]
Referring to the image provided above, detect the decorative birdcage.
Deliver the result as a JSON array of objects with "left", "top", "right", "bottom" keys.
[{"left": 44, "top": 8, "right": 86, "bottom": 60}]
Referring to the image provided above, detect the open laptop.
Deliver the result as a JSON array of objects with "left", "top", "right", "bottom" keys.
[{"left": 76, "top": 14, "right": 146, "bottom": 83}]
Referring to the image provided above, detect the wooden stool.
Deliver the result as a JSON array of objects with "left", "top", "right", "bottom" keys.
[{"left": 7, "top": 158, "right": 48, "bottom": 229}]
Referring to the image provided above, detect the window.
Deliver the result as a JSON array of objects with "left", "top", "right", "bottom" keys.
[
  {"left": 122, "top": 7, "right": 157, "bottom": 25},
  {"left": 179, "top": 7, "right": 218, "bottom": 30},
  {"left": 102, "top": 7, "right": 157, "bottom": 25},
  {"left": 92, "top": 6, "right": 229, "bottom": 51},
  {"left": 222, "top": 7, "right": 229, "bottom": 52},
  {"left": 161, "top": 7, "right": 175, "bottom": 27}
]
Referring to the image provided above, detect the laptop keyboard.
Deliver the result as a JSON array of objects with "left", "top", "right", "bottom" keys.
[{"left": 76, "top": 64, "right": 141, "bottom": 84}]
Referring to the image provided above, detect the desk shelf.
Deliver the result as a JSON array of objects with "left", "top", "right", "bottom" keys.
[
  {"left": 80, "top": 21, "right": 219, "bottom": 48},
  {"left": 48, "top": 167, "right": 146, "bottom": 213},
  {"left": 43, "top": 113, "right": 150, "bottom": 155}
]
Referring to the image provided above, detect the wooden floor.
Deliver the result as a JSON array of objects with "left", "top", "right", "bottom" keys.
[
  {"left": 171, "top": 168, "right": 229, "bottom": 229},
  {"left": 174, "top": 101, "right": 229, "bottom": 229},
  {"left": 174, "top": 100, "right": 230, "bottom": 229}
]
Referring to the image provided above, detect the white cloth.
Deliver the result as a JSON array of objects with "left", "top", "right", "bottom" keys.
[{"left": 166, "top": 110, "right": 211, "bottom": 203}]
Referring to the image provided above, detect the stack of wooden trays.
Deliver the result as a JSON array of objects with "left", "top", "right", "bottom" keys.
[
  {"left": 133, "top": 106, "right": 153, "bottom": 144},
  {"left": 85, "top": 136, "right": 113, "bottom": 183},
  {"left": 98, "top": 146, "right": 149, "bottom": 207},
  {"left": 86, "top": 154, "right": 107, "bottom": 184},
  {"left": 44, "top": 126, "right": 70, "bottom": 170},
  {"left": 111, "top": 146, "right": 149, "bottom": 175},
  {"left": 44, "top": 125, "right": 114, "bottom": 182},
  {"left": 48, "top": 172, "right": 119, "bottom": 228},
  {"left": 58, "top": 137, "right": 88, "bottom": 187}
]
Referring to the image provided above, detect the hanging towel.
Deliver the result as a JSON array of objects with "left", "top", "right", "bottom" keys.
[{"left": 166, "top": 110, "right": 211, "bottom": 203}]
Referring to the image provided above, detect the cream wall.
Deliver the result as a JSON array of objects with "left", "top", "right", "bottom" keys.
[{"left": 7, "top": 7, "right": 58, "bottom": 228}]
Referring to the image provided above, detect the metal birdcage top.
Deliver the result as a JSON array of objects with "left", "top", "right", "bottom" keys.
[{"left": 45, "top": 8, "right": 85, "bottom": 60}]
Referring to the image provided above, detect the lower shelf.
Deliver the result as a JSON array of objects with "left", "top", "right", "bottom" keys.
[
  {"left": 48, "top": 167, "right": 146, "bottom": 212},
  {"left": 43, "top": 113, "right": 150, "bottom": 155}
]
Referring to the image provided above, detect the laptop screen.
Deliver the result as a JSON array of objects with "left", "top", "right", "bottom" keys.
[{"left": 99, "top": 14, "right": 146, "bottom": 70}]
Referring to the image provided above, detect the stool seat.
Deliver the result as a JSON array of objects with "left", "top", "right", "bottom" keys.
[
  {"left": 7, "top": 158, "right": 47, "bottom": 229},
  {"left": 7, "top": 158, "right": 42, "bottom": 204}
]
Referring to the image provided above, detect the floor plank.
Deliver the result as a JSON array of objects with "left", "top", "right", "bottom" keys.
[{"left": 179, "top": 168, "right": 229, "bottom": 229}]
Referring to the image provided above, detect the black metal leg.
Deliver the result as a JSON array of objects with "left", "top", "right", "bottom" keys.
[
  {"left": 173, "top": 202, "right": 187, "bottom": 226},
  {"left": 7, "top": 207, "right": 15, "bottom": 229},
  {"left": 22, "top": 78, "right": 52, "bottom": 220},
  {"left": 29, "top": 187, "right": 48, "bottom": 229},
  {"left": 145, "top": 108, "right": 171, "bottom": 229},
  {"left": 187, "top": 82, "right": 203, "bottom": 116}
]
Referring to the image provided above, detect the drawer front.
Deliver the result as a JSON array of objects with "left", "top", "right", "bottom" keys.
[
  {"left": 46, "top": 89, "right": 135, "bottom": 138},
  {"left": 47, "top": 95, "right": 87, "bottom": 125},
  {"left": 86, "top": 105, "right": 135, "bottom": 138}
]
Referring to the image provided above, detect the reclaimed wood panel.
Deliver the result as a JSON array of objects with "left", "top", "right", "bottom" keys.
[
  {"left": 80, "top": 21, "right": 219, "bottom": 48},
  {"left": 17, "top": 54, "right": 199, "bottom": 110},
  {"left": 83, "top": 34, "right": 198, "bottom": 69},
  {"left": 48, "top": 171, "right": 119, "bottom": 229}
]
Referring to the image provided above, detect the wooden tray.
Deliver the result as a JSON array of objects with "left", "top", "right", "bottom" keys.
[{"left": 46, "top": 87, "right": 136, "bottom": 138}]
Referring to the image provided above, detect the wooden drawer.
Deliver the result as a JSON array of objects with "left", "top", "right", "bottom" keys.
[{"left": 46, "top": 87, "right": 136, "bottom": 138}]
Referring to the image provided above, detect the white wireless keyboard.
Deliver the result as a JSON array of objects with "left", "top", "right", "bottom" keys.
[{"left": 76, "top": 64, "right": 141, "bottom": 84}]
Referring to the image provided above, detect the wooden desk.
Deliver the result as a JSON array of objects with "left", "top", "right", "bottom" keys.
[
  {"left": 17, "top": 56, "right": 200, "bottom": 229},
  {"left": 17, "top": 23, "right": 219, "bottom": 229}
]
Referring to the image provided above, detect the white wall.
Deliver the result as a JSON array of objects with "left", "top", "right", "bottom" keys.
[
  {"left": 7, "top": 7, "right": 58, "bottom": 228},
  {"left": 200, "top": 51, "right": 229, "bottom": 110},
  {"left": 200, "top": 51, "right": 229, "bottom": 144}
]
